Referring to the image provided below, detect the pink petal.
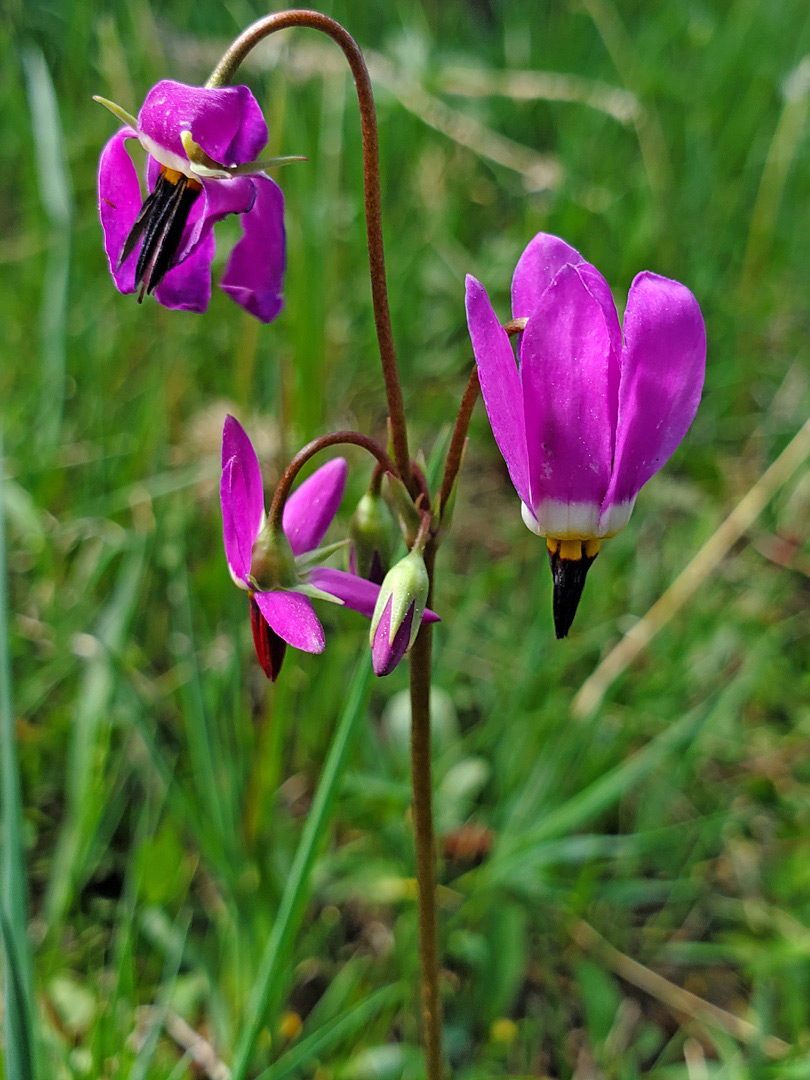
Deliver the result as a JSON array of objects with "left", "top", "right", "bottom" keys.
[
  {"left": 372, "top": 596, "right": 414, "bottom": 677},
  {"left": 511, "top": 232, "right": 584, "bottom": 320},
  {"left": 603, "top": 272, "right": 706, "bottom": 512},
  {"left": 253, "top": 590, "right": 325, "bottom": 653},
  {"left": 153, "top": 229, "right": 214, "bottom": 313},
  {"left": 98, "top": 127, "right": 141, "bottom": 294},
  {"left": 283, "top": 458, "right": 348, "bottom": 557},
  {"left": 309, "top": 568, "right": 440, "bottom": 625},
  {"left": 520, "top": 264, "right": 614, "bottom": 512},
  {"left": 220, "top": 458, "right": 251, "bottom": 583},
  {"left": 465, "top": 275, "right": 531, "bottom": 510},
  {"left": 221, "top": 415, "right": 265, "bottom": 540},
  {"left": 138, "top": 80, "right": 268, "bottom": 167},
  {"left": 309, "top": 567, "right": 380, "bottom": 618},
  {"left": 181, "top": 175, "right": 256, "bottom": 263},
  {"left": 220, "top": 175, "right": 286, "bottom": 323}
]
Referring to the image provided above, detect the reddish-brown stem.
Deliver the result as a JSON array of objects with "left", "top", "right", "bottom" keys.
[
  {"left": 437, "top": 319, "right": 525, "bottom": 522},
  {"left": 408, "top": 541, "right": 442, "bottom": 1080},
  {"left": 267, "top": 431, "right": 396, "bottom": 533},
  {"left": 438, "top": 365, "right": 480, "bottom": 520},
  {"left": 207, "top": 11, "right": 413, "bottom": 489}
]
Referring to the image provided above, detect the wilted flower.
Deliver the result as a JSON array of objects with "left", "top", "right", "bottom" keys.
[
  {"left": 220, "top": 416, "right": 437, "bottom": 678},
  {"left": 466, "top": 232, "right": 706, "bottom": 637},
  {"left": 97, "top": 80, "right": 290, "bottom": 321}
]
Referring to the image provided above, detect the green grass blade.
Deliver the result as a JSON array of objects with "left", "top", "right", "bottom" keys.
[
  {"left": 230, "top": 653, "right": 374, "bottom": 1080},
  {"left": 44, "top": 540, "right": 146, "bottom": 930},
  {"left": 256, "top": 984, "right": 403, "bottom": 1080},
  {"left": 22, "top": 46, "right": 72, "bottom": 457},
  {"left": 129, "top": 913, "right": 190, "bottom": 1080},
  {"left": 0, "top": 429, "right": 36, "bottom": 1080}
]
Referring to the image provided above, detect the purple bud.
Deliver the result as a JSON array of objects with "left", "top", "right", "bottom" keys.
[{"left": 371, "top": 596, "right": 416, "bottom": 677}]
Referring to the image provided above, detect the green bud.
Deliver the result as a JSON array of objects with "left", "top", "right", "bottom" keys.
[{"left": 349, "top": 490, "right": 396, "bottom": 585}]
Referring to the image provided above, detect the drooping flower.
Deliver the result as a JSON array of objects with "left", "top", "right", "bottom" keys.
[
  {"left": 220, "top": 416, "right": 438, "bottom": 678},
  {"left": 97, "top": 80, "right": 292, "bottom": 321},
  {"left": 465, "top": 231, "right": 706, "bottom": 637}
]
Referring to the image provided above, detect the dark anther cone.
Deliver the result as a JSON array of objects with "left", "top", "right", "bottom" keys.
[
  {"left": 119, "top": 170, "right": 201, "bottom": 299},
  {"left": 547, "top": 548, "right": 599, "bottom": 639},
  {"left": 250, "top": 595, "right": 287, "bottom": 680}
]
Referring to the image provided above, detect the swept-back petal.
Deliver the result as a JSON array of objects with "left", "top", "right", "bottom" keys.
[
  {"left": 220, "top": 175, "right": 285, "bottom": 323},
  {"left": 465, "top": 275, "right": 531, "bottom": 509},
  {"left": 153, "top": 229, "right": 214, "bottom": 312},
  {"left": 577, "top": 262, "right": 622, "bottom": 446},
  {"left": 98, "top": 127, "right": 141, "bottom": 294},
  {"left": 309, "top": 567, "right": 440, "bottom": 624},
  {"left": 282, "top": 457, "right": 347, "bottom": 557},
  {"left": 283, "top": 458, "right": 348, "bottom": 557},
  {"left": 309, "top": 567, "right": 379, "bottom": 618},
  {"left": 520, "top": 264, "right": 613, "bottom": 513},
  {"left": 138, "top": 81, "right": 267, "bottom": 169},
  {"left": 220, "top": 458, "right": 252, "bottom": 583},
  {"left": 511, "top": 232, "right": 584, "bottom": 319},
  {"left": 603, "top": 272, "right": 706, "bottom": 511},
  {"left": 181, "top": 175, "right": 256, "bottom": 263},
  {"left": 222, "top": 415, "right": 265, "bottom": 539},
  {"left": 253, "top": 590, "right": 325, "bottom": 653}
]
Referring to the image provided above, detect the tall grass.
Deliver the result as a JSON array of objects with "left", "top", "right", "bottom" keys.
[{"left": 2, "top": 0, "right": 810, "bottom": 1076}]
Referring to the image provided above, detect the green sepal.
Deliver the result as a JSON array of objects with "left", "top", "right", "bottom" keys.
[
  {"left": 295, "top": 582, "right": 344, "bottom": 606},
  {"left": 295, "top": 538, "right": 350, "bottom": 573},
  {"left": 181, "top": 130, "right": 306, "bottom": 180},
  {"left": 93, "top": 95, "right": 138, "bottom": 130},
  {"left": 385, "top": 474, "right": 421, "bottom": 546}
]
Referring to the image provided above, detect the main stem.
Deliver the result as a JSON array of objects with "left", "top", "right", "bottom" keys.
[
  {"left": 207, "top": 10, "right": 413, "bottom": 489},
  {"left": 408, "top": 542, "right": 443, "bottom": 1079}
]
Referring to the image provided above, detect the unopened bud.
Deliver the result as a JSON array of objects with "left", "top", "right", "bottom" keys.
[
  {"left": 369, "top": 550, "right": 430, "bottom": 676},
  {"left": 349, "top": 490, "right": 396, "bottom": 585}
]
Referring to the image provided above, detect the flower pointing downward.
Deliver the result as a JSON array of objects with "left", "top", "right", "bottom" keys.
[
  {"left": 220, "top": 416, "right": 438, "bottom": 679},
  {"left": 97, "top": 80, "right": 302, "bottom": 321},
  {"left": 466, "top": 232, "right": 706, "bottom": 637}
]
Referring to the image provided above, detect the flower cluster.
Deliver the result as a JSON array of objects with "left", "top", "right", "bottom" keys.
[{"left": 97, "top": 81, "right": 706, "bottom": 655}]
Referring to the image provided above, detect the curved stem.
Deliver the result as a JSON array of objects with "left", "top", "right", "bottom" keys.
[
  {"left": 438, "top": 365, "right": 479, "bottom": 520},
  {"left": 207, "top": 11, "right": 413, "bottom": 488},
  {"left": 408, "top": 541, "right": 443, "bottom": 1080},
  {"left": 268, "top": 430, "right": 396, "bottom": 533},
  {"left": 437, "top": 320, "right": 526, "bottom": 521}
]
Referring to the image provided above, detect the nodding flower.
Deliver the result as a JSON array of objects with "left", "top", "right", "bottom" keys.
[
  {"left": 220, "top": 416, "right": 438, "bottom": 679},
  {"left": 466, "top": 232, "right": 706, "bottom": 637},
  {"left": 97, "top": 80, "right": 298, "bottom": 322}
]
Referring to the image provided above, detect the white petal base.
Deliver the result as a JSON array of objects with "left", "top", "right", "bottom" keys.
[{"left": 521, "top": 498, "right": 635, "bottom": 539}]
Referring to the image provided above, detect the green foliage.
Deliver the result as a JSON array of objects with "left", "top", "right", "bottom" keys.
[{"left": 3, "top": 0, "right": 810, "bottom": 1076}]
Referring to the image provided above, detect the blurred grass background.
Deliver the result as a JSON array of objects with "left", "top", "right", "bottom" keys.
[{"left": 3, "top": 0, "right": 810, "bottom": 1076}]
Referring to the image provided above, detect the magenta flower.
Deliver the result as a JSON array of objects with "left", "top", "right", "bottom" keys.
[
  {"left": 220, "top": 416, "right": 437, "bottom": 678},
  {"left": 97, "top": 80, "right": 287, "bottom": 321},
  {"left": 466, "top": 232, "right": 706, "bottom": 636}
]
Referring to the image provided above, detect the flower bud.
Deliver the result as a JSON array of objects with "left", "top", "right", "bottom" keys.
[
  {"left": 349, "top": 490, "right": 396, "bottom": 585},
  {"left": 249, "top": 523, "right": 298, "bottom": 592},
  {"left": 369, "top": 550, "right": 430, "bottom": 676}
]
